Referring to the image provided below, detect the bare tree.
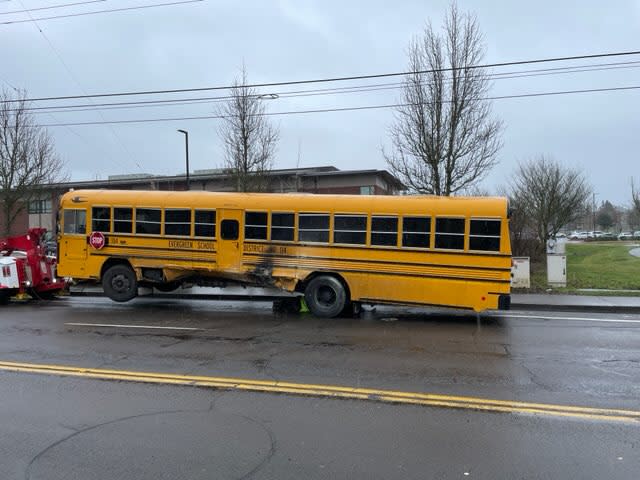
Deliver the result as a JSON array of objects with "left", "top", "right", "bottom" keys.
[
  {"left": 632, "top": 178, "right": 640, "bottom": 217},
  {"left": 383, "top": 2, "right": 502, "bottom": 196},
  {"left": 0, "top": 89, "right": 66, "bottom": 236},
  {"left": 217, "top": 67, "right": 279, "bottom": 192},
  {"left": 508, "top": 155, "right": 591, "bottom": 257}
]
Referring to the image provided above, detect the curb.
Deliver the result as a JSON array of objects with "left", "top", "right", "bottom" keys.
[{"left": 511, "top": 303, "right": 640, "bottom": 314}]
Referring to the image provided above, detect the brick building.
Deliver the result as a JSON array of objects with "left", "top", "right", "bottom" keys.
[{"left": 1, "top": 166, "right": 404, "bottom": 236}]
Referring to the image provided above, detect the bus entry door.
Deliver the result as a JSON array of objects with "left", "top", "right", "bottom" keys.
[
  {"left": 217, "top": 209, "right": 243, "bottom": 272},
  {"left": 61, "top": 208, "right": 88, "bottom": 262}
]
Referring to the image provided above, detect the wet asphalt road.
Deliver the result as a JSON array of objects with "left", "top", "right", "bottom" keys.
[{"left": 1, "top": 297, "right": 639, "bottom": 479}]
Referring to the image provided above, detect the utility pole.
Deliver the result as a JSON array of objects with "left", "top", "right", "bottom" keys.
[
  {"left": 177, "top": 129, "right": 189, "bottom": 190},
  {"left": 592, "top": 192, "right": 596, "bottom": 230}
]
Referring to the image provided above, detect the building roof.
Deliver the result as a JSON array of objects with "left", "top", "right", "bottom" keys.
[{"left": 40, "top": 166, "right": 406, "bottom": 191}]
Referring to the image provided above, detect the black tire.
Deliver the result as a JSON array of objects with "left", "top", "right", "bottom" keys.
[
  {"left": 304, "top": 275, "right": 347, "bottom": 318},
  {"left": 102, "top": 264, "right": 138, "bottom": 302},
  {"left": 0, "top": 292, "right": 9, "bottom": 305}
]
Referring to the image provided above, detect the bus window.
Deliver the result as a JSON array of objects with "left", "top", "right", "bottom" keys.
[
  {"left": 435, "top": 218, "right": 465, "bottom": 250},
  {"left": 402, "top": 216, "right": 430, "bottom": 248},
  {"left": 271, "top": 213, "right": 294, "bottom": 241},
  {"left": 469, "top": 219, "right": 501, "bottom": 252},
  {"left": 114, "top": 207, "right": 133, "bottom": 233},
  {"left": 92, "top": 207, "right": 111, "bottom": 232},
  {"left": 194, "top": 210, "right": 216, "bottom": 238},
  {"left": 334, "top": 215, "right": 367, "bottom": 245},
  {"left": 245, "top": 212, "right": 268, "bottom": 240},
  {"left": 63, "top": 209, "right": 86, "bottom": 235},
  {"left": 298, "top": 213, "right": 329, "bottom": 243},
  {"left": 371, "top": 216, "right": 398, "bottom": 247},
  {"left": 221, "top": 219, "right": 239, "bottom": 240},
  {"left": 136, "top": 208, "right": 161, "bottom": 235},
  {"left": 165, "top": 209, "right": 191, "bottom": 236}
]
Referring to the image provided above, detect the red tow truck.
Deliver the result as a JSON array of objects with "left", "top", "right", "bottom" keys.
[{"left": 0, "top": 228, "right": 66, "bottom": 304}]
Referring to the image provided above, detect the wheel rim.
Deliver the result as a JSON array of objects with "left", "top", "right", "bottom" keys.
[
  {"left": 316, "top": 285, "right": 337, "bottom": 307},
  {"left": 111, "top": 273, "right": 131, "bottom": 294}
]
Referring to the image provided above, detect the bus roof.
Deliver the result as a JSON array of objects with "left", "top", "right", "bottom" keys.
[{"left": 60, "top": 189, "right": 508, "bottom": 217}]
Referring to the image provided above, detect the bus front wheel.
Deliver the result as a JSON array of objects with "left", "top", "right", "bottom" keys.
[
  {"left": 103, "top": 264, "right": 138, "bottom": 302},
  {"left": 304, "top": 275, "right": 347, "bottom": 318}
]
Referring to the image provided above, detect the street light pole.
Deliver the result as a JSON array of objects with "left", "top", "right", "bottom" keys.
[{"left": 177, "top": 129, "right": 189, "bottom": 190}]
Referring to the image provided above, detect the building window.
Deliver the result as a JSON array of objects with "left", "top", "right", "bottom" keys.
[
  {"left": 63, "top": 209, "right": 86, "bottom": 235},
  {"left": 271, "top": 212, "right": 294, "bottom": 241},
  {"left": 469, "top": 219, "right": 501, "bottom": 252},
  {"left": 28, "top": 198, "right": 52, "bottom": 214},
  {"left": 194, "top": 210, "right": 216, "bottom": 238},
  {"left": 334, "top": 214, "right": 367, "bottom": 245},
  {"left": 370, "top": 216, "right": 398, "bottom": 246},
  {"left": 435, "top": 217, "right": 465, "bottom": 250},
  {"left": 92, "top": 207, "right": 111, "bottom": 232},
  {"left": 113, "top": 207, "right": 133, "bottom": 234},
  {"left": 360, "top": 186, "right": 374, "bottom": 195},
  {"left": 245, "top": 212, "right": 268, "bottom": 240},
  {"left": 402, "top": 216, "right": 431, "bottom": 248},
  {"left": 165, "top": 209, "right": 191, "bottom": 236},
  {"left": 298, "top": 213, "right": 329, "bottom": 243}
]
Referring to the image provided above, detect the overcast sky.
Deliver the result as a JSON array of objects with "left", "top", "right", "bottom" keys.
[{"left": 2, "top": 0, "right": 639, "bottom": 204}]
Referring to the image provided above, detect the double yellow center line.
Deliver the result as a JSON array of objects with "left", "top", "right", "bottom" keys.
[{"left": 1, "top": 360, "right": 638, "bottom": 423}]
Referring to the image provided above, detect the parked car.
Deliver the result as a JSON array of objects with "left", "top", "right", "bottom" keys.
[
  {"left": 599, "top": 232, "right": 616, "bottom": 241},
  {"left": 634, "top": 231, "right": 640, "bottom": 240},
  {"left": 618, "top": 232, "right": 634, "bottom": 241},
  {"left": 569, "top": 231, "right": 588, "bottom": 240}
]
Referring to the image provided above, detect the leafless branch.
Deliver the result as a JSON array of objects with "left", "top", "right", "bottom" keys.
[
  {"left": 0, "top": 89, "right": 66, "bottom": 236},
  {"left": 216, "top": 66, "right": 279, "bottom": 192},
  {"left": 508, "top": 155, "right": 591, "bottom": 257},
  {"left": 383, "top": 2, "right": 502, "bottom": 196}
]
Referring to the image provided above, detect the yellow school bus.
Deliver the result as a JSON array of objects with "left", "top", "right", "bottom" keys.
[{"left": 57, "top": 189, "right": 511, "bottom": 317}]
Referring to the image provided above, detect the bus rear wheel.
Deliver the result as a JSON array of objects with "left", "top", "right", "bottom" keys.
[
  {"left": 304, "top": 275, "right": 347, "bottom": 318},
  {"left": 103, "top": 264, "right": 138, "bottom": 302}
]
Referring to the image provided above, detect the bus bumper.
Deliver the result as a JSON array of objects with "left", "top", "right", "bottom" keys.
[{"left": 498, "top": 294, "right": 511, "bottom": 310}]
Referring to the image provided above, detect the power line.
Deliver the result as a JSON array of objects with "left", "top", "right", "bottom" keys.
[
  {"left": 16, "top": 60, "right": 640, "bottom": 115},
  {"left": 5, "top": 49, "right": 640, "bottom": 104},
  {"left": 0, "top": 0, "right": 203, "bottom": 25},
  {"left": 0, "top": 0, "right": 108, "bottom": 15},
  {"left": 37, "top": 85, "right": 640, "bottom": 127},
  {"left": 15, "top": 0, "right": 143, "bottom": 173}
]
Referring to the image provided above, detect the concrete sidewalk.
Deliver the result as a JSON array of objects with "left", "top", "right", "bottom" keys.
[{"left": 511, "top": 293, "right": 640, "bottom": 313}]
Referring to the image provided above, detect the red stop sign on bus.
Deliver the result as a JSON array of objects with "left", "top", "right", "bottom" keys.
[{"left": 89, "top": 231, "right": 106, "bottom": 250}]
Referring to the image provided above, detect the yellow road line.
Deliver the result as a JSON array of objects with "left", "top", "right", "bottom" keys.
[{"left": 0, "top": 360, "right": 638, "bottom": 423}]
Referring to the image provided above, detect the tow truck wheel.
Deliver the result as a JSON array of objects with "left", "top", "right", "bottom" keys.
[
  {"left": 103, "top": 264, "right": 138, "bottom": 302},
  {"left": 0, "top": 292, "right": 9, "bottom": 305}
]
